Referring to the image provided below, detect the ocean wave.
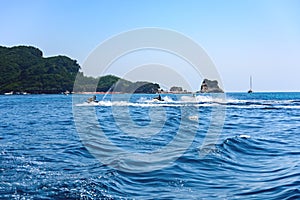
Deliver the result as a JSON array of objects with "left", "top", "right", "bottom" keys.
[{"left": 2, "top": 93, "right": 300, "bottom": 199}]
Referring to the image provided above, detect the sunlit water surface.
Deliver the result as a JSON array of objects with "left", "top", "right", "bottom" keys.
[{"left": 1, "top": 93, "right": 300, "bottom": 199}]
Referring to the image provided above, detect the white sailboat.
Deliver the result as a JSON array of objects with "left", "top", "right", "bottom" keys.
[{"left": 248, "top": 76, "right": 253, "bottom": 93}]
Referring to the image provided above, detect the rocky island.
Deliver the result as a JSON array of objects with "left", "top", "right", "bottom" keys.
[{"left": 200, "top": 79, "right": 224, "bottom": 93}]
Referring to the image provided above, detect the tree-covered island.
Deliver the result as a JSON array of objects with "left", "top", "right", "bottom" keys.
[{"left": 0, "top": 46, "right": 160, "bottom": 94}]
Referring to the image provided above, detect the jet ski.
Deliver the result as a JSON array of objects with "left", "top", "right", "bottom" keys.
[
  {"left": 86, "top": 95, "right": 99, "bottom": 103},
  {"left": 153, "top": 94, "right": 164, "bottom": 102}
]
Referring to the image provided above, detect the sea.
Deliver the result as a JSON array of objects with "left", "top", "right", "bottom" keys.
[{"left": 1, "top": 92, "right": 300, "bottom": 199}]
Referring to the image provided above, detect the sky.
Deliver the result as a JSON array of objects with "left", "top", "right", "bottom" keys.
[{"left": 1, "top": 0, "right": 300, "bottom": 92}]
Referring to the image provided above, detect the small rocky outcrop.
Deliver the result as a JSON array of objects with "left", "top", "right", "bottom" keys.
[
  {"left": 170, "top": 86, "right": 183, "bottom": 93},
  {"left": 200, "top": 79, "right": 224, "bottom": 93}
]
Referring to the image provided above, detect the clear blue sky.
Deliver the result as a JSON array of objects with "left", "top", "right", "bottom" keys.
[{"left": 1, "top": 0, "right": 300, "bottom": 91}]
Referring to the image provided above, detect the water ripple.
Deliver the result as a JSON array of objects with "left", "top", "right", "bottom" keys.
[{"left": 1, "top": 93, "right": 300, "bottom": 199}]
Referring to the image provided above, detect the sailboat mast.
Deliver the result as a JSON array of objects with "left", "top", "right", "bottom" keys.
[{"left": 248, "top": 76, "right": 253, "bottom": 93}]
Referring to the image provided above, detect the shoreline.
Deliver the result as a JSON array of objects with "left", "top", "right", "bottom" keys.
[{"left": 2, "top": 91, "right": 300, "bottom": 95}]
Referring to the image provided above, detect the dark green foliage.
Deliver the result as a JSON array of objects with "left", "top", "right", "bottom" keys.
[
  {"left": 97, "top": 75, "right": 120, "bottom": 92},
  {"left": 0, "top": 46, "right": 80, "bottom": 94},
  {"left": 98, "top": 76, "right": 160, "bottom": 93},
  {"left": 0, "top": 45, "right": 160, "bottom": 94},
  {"left": 131, "top": 82, "right": 160, "bottom": 93},
  {"left": 75, "top": 74, "right": 160, "bottom": 93}
]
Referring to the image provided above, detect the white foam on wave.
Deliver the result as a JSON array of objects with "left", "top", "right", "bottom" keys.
[
  {"left": 141, "top": 96, "right": 175, "bottom": 103},
  {"left": 239, "top": 134, "right": 251, "bottom": 139},
  {"left": 225, "top": 98, "right": 300, "bottom": 107},
  {"left": 181, "top": 95, "right": 203, "bottom": 102},
  {"left": 137, "top": 97, "right": 149, "bottom": 102},
  {"left": 76, "top": 100, "right": 300, "bottom": 109},
  {"left": 76, "top": 101, "right": 214, "bottom": 107},
  {"left": 76, "top": 95, "right": 300, "bottom": 109},
  {"left": 75, "top": 102, "right": 97, "bottom": 107},
  {"left": 162, "top": 96, "right": 174, "bottom": 102},
  {"left": 136, "top": 95, "right": 227, "bottom": 105},
  {"left": 276, "top": 105, "right": 300, "bottom": 109},
  {"left": 180, "top": 95, "right": 226, "bottom": 103}
]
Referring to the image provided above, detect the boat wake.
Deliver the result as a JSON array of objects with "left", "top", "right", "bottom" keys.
[
  {"left": 75, "top": 94, "right": 300, "bottom": 110},
  {"left": 75, "top": 95, "right": 226, "bottom": 107}
]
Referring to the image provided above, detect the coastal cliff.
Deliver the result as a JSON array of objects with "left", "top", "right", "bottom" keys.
[{"left": 200, "top": 79, "right": 224, "bottom": 93}]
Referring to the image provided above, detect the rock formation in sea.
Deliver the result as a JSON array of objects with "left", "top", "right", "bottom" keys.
[
  {"left": 200, "top": 79, "right": 224, "bottom": 93},
  {"left": 170, "top": 86, "right": 183, "bottom": 93}
]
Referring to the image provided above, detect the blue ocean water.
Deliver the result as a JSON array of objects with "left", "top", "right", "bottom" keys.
[{"left": 1, "top": 93, "right": 300, "bottom": 199}]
